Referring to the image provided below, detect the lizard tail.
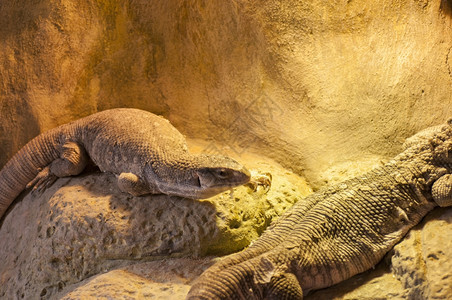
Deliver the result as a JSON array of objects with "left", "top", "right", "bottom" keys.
[
  {"left": 187, "top": 261, "right": 304, "bottom": 300},
  {"left": 0, "top": 128, "right": 62, "bottom": 219}
]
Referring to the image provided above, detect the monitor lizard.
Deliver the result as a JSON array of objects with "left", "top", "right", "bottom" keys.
[
  {"left": 187, "top": 119, "right": 452, "bottom": 299},
  {"left": 0, "top": 108, "right": 251, "bottom": 219}
]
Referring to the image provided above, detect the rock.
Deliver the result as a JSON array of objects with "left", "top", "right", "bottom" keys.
[
  {"left": 391, "top": 208, "right": 452, "bottom": 300},
  {"left": 0, "top": 152, "right": 311, "bottom": 299},
  {"left": 58, "top": 259, "right": 213, "bottom": 300}
]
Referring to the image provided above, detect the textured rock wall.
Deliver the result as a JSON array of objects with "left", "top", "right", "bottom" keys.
[{"left": 1, "top": 0, "right": 452, "bottom": 186}]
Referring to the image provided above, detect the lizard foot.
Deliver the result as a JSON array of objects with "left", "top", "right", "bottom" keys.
[
  {"left": 267, "top": 272, "right": 304, "bottom": 300},
  {"left": 26, "top": 166, "right": 58, "bottom": 194},
  {"left": 432, "top": 174, "right": 452, "bottom": 207},
  {"left": 246, "top": 171, "right": 272, "bottom": 193}
]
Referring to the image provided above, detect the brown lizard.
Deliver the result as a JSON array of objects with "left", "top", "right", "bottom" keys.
[
  {"left": 187, "top": 119, "right": 452, "bottom": 299},
  {"left": 0, "top": 108, "right": 251, "bottom": 219}
]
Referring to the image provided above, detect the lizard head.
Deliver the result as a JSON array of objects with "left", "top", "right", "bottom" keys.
[{"left": 192, "top": 154, "right": 251, "bottom": 199}]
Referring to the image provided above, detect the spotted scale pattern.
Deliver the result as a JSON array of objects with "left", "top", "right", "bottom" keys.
[
  {"left": 187, "top": 119, "right": 452, "bottom": 299},
  {"left": 0, "top": 108, "right": 250, "bottom": 219}
]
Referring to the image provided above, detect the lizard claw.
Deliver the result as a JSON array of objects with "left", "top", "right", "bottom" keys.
[
  {"left": 246, "top": 171, "right": 272, "bottom": 193},
  {"left": 26, "top": 166, "right": 58, "bottom": 195}
]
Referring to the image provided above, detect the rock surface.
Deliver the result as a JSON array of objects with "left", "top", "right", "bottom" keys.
[
  {"left": 58, "top": 259, "right": 213, "bottom": 300},
  {"left": 0, "top": 152, "right": 311, "bottom": 299},
  {"left": 391, "top": 208, "right": 452, "bottom": 300}
]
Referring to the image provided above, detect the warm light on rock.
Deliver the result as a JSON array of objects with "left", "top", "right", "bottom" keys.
[{"left": 0, "top": 0, "right": 451, "bottom": 299}]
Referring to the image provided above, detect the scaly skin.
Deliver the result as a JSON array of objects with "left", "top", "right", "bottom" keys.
[
  {"left": 187, "top": 120, "right": 452, "bottom": 299},
  {"left": 0, "top": 108, "right": 250, "bottom": 219}
]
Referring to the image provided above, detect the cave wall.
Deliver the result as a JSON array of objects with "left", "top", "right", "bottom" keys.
[{"left": 1, "top": 0, "right": 452, "bottom": 185}]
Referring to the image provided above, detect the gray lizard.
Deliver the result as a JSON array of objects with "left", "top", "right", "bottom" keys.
[
  {"left": 0, "top": 108, "right": 251, "bottom": 219},
  {"left": 187, "top": 119, "right": 452, "bottom": 299}
]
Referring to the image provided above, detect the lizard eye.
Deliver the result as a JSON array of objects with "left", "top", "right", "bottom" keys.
[{"left": 217, "top": 169, "right": 229, "bottom": 179}]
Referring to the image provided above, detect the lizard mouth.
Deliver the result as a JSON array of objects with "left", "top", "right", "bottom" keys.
[
  {"left": 197, "top": 168, "right": 250, "bottom": 188},
  {"left": 157, "top": 167, "right": 250, "bottom": 199},
  {"left": 193, "top": 169, "right": 250, "bottom": 199}
]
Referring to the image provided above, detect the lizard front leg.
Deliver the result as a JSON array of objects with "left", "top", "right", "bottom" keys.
[
  {"left": 27, "top": 141, "right": 88, "bottom": 193},
  {"left": 117, "top": 173, "right": 153, "bottom": 196}
]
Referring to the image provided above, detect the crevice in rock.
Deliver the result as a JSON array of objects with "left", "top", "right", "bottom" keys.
[{"left": 447, "top": 47, "right": 452, "bottom": 81}]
